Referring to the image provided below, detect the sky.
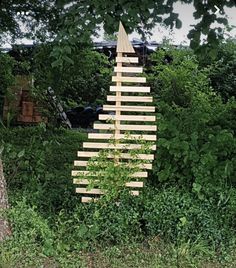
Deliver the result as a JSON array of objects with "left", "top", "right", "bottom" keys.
[
  {"left": 121, "top": 2, "right": 236, "bottom": 45},
  {"left": 2, "top": 2, "right": 236, "bottom": 47}
]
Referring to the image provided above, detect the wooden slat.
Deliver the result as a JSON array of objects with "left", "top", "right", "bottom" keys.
[
  {"left": 74, "top": 179, "right": 144, "bottom": 188},
  {"left": 116, "top": 57, "right": 139, "bottom": 63},
  {"left": 99, "top": 114, "right": 156, "bottom": 122},
  {"left": 112, "top": 76, "right": 146, "bottom": 83},
  {"left": 103, "top": 105, "right": 155, "bottom": 112},
  {"left": 88, "top": 133, "right": 156, "bottom": 141},
  {"left": 77, "top": 151, "right": 154, "bottom": 160},
  {"left": 83, "top": 142, "right": 156, "bottom": 150},
  {"left": 107, "top": 95, "right": 153, "bottom": 102},
  {"left": 77, "top": 188, "right": 139, "bottom": 196},
  {"left": 114, "top": 66, "right": 143, "bottom": 73},
  {"left": 126, "top": 181, "right": 143, "bottom": 188},
  {"left": 130, "top": 190, "right": 139, "bottom": 196},
  {"left": 76, "top": 188, "right": 104, "bottom": 195},
  {"left": 93, "top": 123, "right": 157, "bottom": 132},
  {"left": 72, "top": 171, "right": 148, "bottom": 178},
  {"left": 110, "top": 86, "right": 150, "bottom": 93},
  {"left": 81, "top": 197, "right": 98, "bottom": 203},
  {"left": 74, "top": 161, "right": 153, "bottom": 170}
]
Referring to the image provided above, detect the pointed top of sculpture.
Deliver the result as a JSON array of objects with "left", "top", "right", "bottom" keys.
[{"left": 116, "top": 21, "right": 135, "bottom": 53}]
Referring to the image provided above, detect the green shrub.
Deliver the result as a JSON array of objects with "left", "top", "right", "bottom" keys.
[{"left": 147, "top": 47, "right": 236, "bottom": 197}]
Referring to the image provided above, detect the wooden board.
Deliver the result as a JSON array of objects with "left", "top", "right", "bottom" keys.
[
  {"left": 72, "top": 171, "right": 148, "bottom": 178},
  {"left": 93, "top": 123, "right": 157, "bottom": 131},
  {"left": 74, "top": 160, "right": 153, "bottom": 170},
  {"left": 81, "top": 197, "right": 98, "bottom": 203},
  {"left": 107, "top": 95, "right": 153, "bottom": 102},
  {"left": 116, "top": 22, "right": 135, "bottom": 53},
  {"left": 116, "top": 57, "right": 139, "bottom": 63},
  {"left": 77, "top": 151, "right": 154, "bottom": 160},
  {"left": 76, "top": 188, "right": 104, "bottom": 195},
  {"left": 114, "top": 66, "right": 143, "bottom": 73},
  {"left": 73, "top": 179, "right": 144, "bottom": 188},
  {"left": 110, "top": 86, "right": 150, "bottom": 93},
  {"left": 76, "top": 188, "right": 139, "bottom": 196},
  {"left": 88, "top": 133, "right": 156, "bottom": 141},
  {"left": 103, "top": 105, "right": 155, "bottom": 112},
  {"left": 99, "top": 114, "right": 156, "bottom": 122},
  {"left": 112, "top": 76, "right": 146, "bottom": 83},
  {"left": 83, "top": 142, "right": 156, "bottom": 150}
]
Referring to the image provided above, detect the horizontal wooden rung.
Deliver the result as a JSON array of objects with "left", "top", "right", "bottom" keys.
[
  {"left": 116, "top": 57, "right": 139, "bottom": 63},
  {"left": 77, "top": 151, "right": 154, "bottom": 160},
  {"left": 76, "top": 188, "right": 104, "bottom": 195},
  {"left": 114, "top": 66, "right": 143, "bottom": 73},
  {"left": 74, "top": 179, "right": 144, "bottom": 188},
  {"left": 99, "top": 114, "right": 156, "bottom": 122},
  {"left": 76, "top": 188, "right": 139, "bottom": 196},
  {"left": 107, "top": 96, "right": 153, "bottom": 102},
  {"left": 74, "top": 161, "right": 153, "bottom": 170},
  {"left": 110, "top": 86, "right": 150, "bottom": 93},
  {"left": 93, "top": 123, "right": 157, "bottom": 132},
  {"left": 112, "top": 76, "right": 146, "bottom": 83},
  {"left": 83, "top": 142, "right": 156, "bottom": 150},
  {"left": 88, "top": 133, "right": 156, "bottom": 141},
  {"left": 103, "top": 105, "right": 155, "bottom": 112},
  {"left": 81, "top": 197, "right": 98, "bottom": 203},
  {"left": 72, "top": 171, "right": 148, "bottom": 178}
]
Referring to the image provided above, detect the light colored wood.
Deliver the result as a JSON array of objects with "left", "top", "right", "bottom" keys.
[
  {"left": 83, "top": 142, "right": 156, "bottom": 150},
  {"left": 76, "top": 188, "right": 104, "bottom": 195},
  {"left": 130, "top": 190, "right": 139, "bottom": 196},
  {"left": 74, "top": 179, "right": 144, "bottom": 188},
  {"left": 112, "top": 76, "right": 146, "bottom": 83},
  {"left": 99, "top": 114, "right": 156, "bottom": 122},
  {"left": 77, "top": 151, "right": 154, "bottom": 160},
  {"left": 116, "top": 22, "right": 135, "bottom": 53},
  {"left": 77, "top": 188, "right": 139, "bottom": 196},
  {"left": 103, "top": 105, "right": 155, "bottom": 112},
  {"left": 74, "top": 161, "right": 153, "bottom": 170},
  {"left": 73, "top": 160, "right": 88, "bottom": 166},
  {"left": 81, "top": 197, "right": 98, "bottom": 203},
  {"left": 72, "top": 171, "right": 147, "bottom": 178},
  {"left": 93, "top": 123, "right": 157, "bottom": 132},
  {"left": 88, "top": 133, "right": 156, "bottom": 141},
  {"left": 107, "top": 95, "right": 153, "bottom": 102},
  {"left": 116, "top": 57, "right": 139, "bottom": 63},
  {"left": 126, "top": 181, "right": 143, "bottom": 188},
  {"left": 110, "top": 86, "right": 150, "bottom": 93},
  {"left": 114, "top": 66, "right": 143, "bottom": 73}
]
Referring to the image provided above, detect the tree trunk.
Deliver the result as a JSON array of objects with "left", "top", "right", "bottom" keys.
[{"left": 0, "top": 158, "right": 11, "bottom": 241}]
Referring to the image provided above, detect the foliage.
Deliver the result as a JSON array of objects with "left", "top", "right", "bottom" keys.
[
  {"left": 205, "top": 40, "right": 236, "bottom": 101},
  {"left": 0, "top": 124, "right": 236, "bottom": 265},
  {"left": 33, "top": 44, "right": 112, "bottom": 107},
  {"left": 0, "top": 53, "right": 15, "bottom": 118},
  {"left": 147, "top": 47, "right": 236, "bottom": 197},
  {"left": 80, "top": 134, "right": 153, "bottom": 201},
  {"left": 1, "top": 0, "right": 234, "bottom": 56}
]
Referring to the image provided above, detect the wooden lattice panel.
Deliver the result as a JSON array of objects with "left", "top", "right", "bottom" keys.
[{"left": 72, "top": 22, "right": 156, "bottom": 202}]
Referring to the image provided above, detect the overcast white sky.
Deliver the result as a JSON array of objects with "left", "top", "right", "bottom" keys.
[
  {"left": 121, "top": 3, "right": 236, "bottom": 45},
  {"left": 3, "top": 2, "right": 236, "bottom": 47}
]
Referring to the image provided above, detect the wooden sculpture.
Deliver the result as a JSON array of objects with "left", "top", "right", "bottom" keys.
[{"left": 72, "top": 22, "right": 157, "bottom": 202}]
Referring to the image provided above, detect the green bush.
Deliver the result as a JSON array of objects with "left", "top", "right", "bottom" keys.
[
  {"left": 33, "top": 44, "right": 112, "bottom": 108},
  {"left": 0, "top": 52, "right": 15, "bottom": 117},
  {"left": 147, "top": 47, "right": 236, "bottom": 197}
]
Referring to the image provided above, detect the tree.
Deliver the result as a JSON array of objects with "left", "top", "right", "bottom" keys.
[
  {"left": 0, "top": 0, "right": 235, "bottom": 54},
  {"left": 0, "top": 155, "right": 11, "bottom": 241}
]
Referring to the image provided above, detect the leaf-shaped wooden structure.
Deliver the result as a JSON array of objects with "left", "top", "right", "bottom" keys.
[{"left": 72, "top": 22, "right": 157, "bottom": 202}]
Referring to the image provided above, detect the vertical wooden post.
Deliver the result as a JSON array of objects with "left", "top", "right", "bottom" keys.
[{"left": 115, "top": 52, "right": 122, "bottom": 163}]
